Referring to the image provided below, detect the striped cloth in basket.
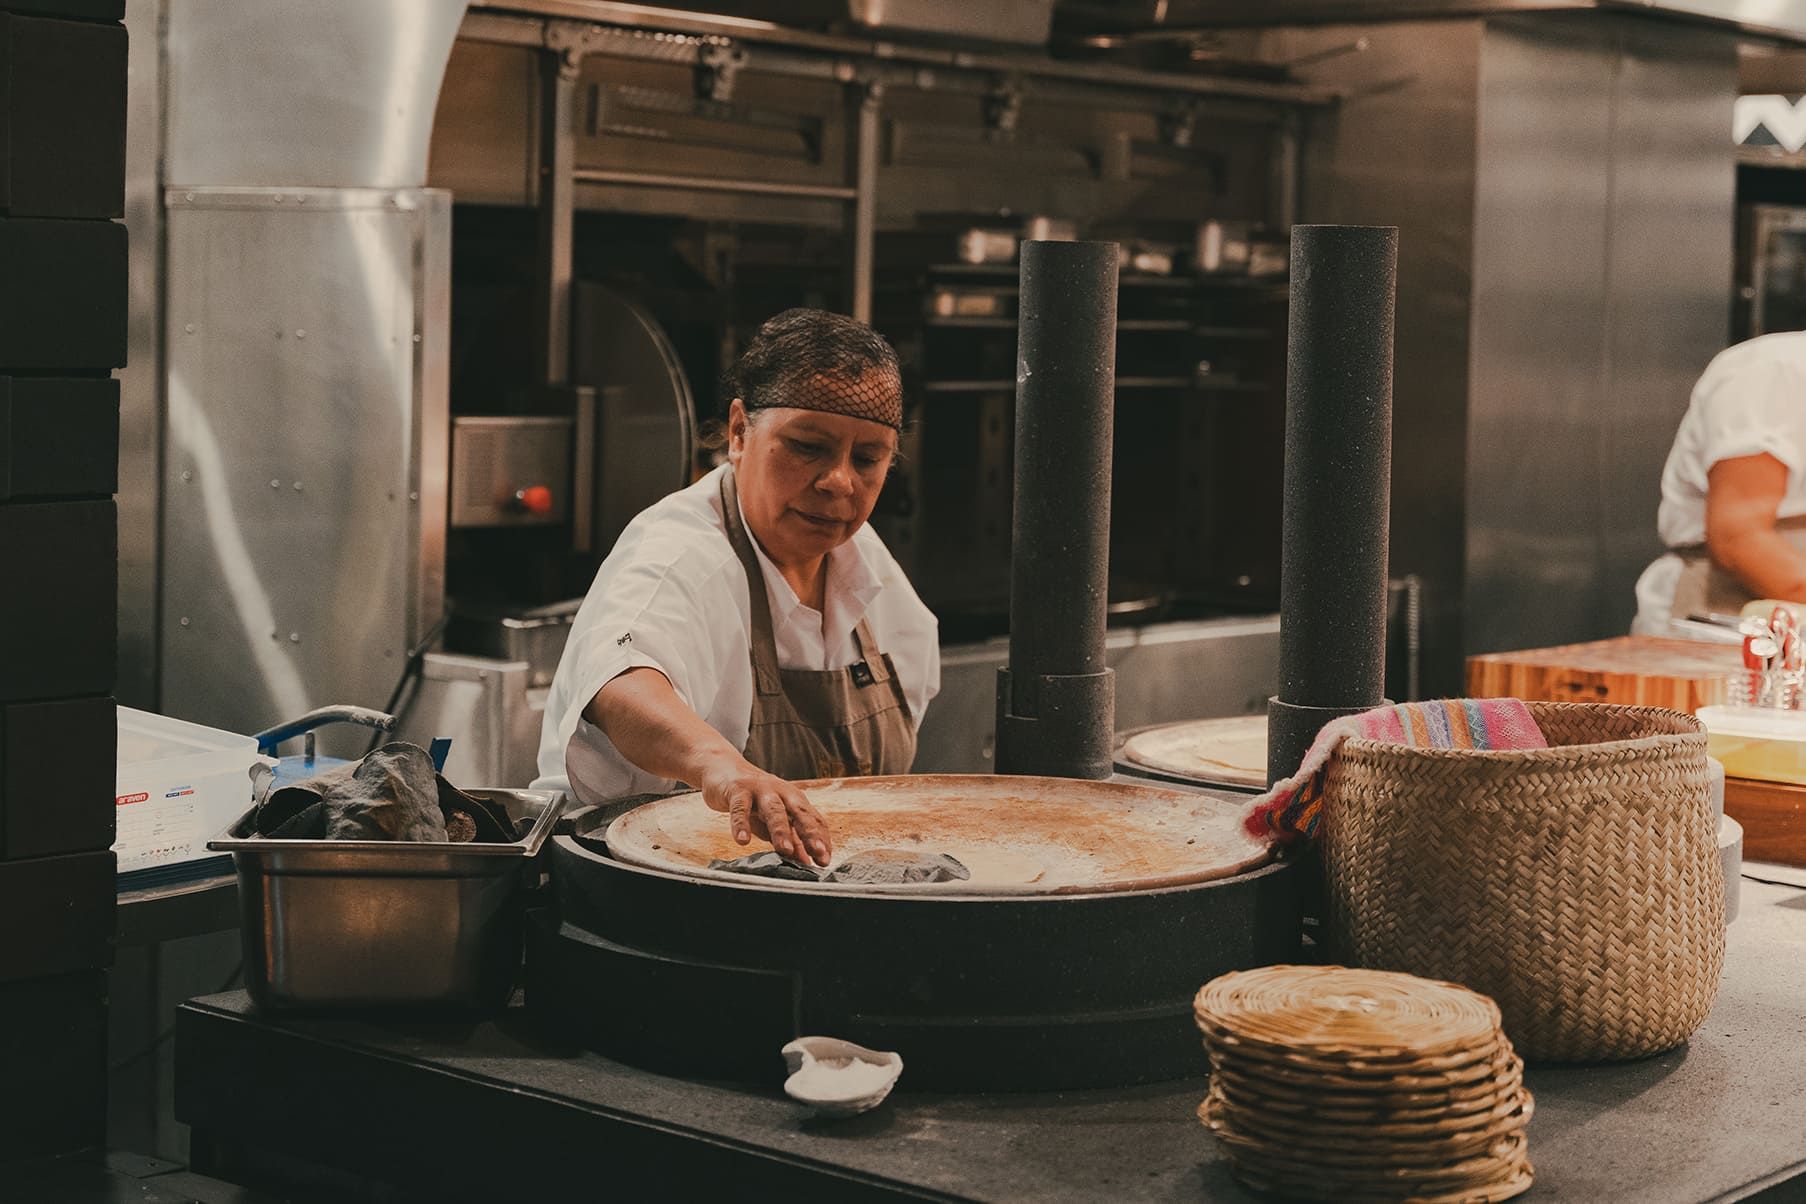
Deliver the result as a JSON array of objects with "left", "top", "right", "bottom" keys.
[{"left": 1244, "top": 699, "right": 1547, "bottom": 846}]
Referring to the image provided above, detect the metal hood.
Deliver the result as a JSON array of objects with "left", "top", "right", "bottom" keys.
[
  {"left": 165, "top": 0, "right": 467, "bottom": 188},
  {"left": 1128, "top": 0, "right": 1806, "bottom": 43}
]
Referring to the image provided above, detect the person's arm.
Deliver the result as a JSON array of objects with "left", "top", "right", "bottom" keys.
[
  {"left": 1705, "top": 452, "right": 1806, "bottom": 602},
  {"left": 586, "top": 667, "right": 832, "bottom": 866}
]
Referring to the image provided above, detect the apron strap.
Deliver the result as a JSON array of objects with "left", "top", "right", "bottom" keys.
[
  {"left": 850, "top": 618, "right": 893, "bottom": 684},
  {"left": 1671, "top": 511, "right": 1806, "bottom": 558},
  {"left": 718, "top": 467, "right": 786, "bottom": 698}
]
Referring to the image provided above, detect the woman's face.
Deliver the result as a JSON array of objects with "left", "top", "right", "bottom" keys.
[{"left": 728, "top": 397, "right": 898, "bottom": 566}]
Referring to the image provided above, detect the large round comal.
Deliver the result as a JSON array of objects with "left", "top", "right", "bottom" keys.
[{"left": 527, "top": 775, "right": 1304, "bottom": 1091}]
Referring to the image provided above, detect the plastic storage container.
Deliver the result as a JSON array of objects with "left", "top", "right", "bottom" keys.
[
  {"left": 1697, "top": 705, "right": 1806, "bottom": 786},
  {"left": 115, "top": 708, "right": 269, "bottom": 878}
]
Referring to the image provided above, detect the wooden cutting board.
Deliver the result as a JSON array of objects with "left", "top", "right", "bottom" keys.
[
  {"left": 1720, "top": 778, "right": 1806, "bottom": 868},
  {"left": 1465, "top": 636, "right": 1741, "bottom": 714}
]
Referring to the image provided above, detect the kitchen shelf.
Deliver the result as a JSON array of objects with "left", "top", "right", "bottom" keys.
[
  {"left": 916, "top": 263, "right": 1254, "bottom": 290},
  {"left": 920, "top": 377, "right": 1199, "bottom": 394},
  {"left": 919, "top": 316, "right": 1194, "bottom": 331},
  {"left": 1196, "top": 325, "right": 1274, "bottom": 340},
  {"left": 921, "top": 379, "right": 1018, "bottom": 394}
]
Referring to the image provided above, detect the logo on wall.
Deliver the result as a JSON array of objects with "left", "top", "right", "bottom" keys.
[{"left": 1736, "top": 95, "right": 1806, "bottom": 153}]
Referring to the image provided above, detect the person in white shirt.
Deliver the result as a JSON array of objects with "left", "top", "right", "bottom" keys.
[
  {"left": 533, "top": 309, "right": 940, "bottom": 867},
  {"left": 1634, "top": 331, "right": 1806, "bottom": 634}
]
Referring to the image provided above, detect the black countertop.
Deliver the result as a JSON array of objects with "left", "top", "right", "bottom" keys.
[{"left": 175, "top": 876, "right": 1806, "bottom": 1202}]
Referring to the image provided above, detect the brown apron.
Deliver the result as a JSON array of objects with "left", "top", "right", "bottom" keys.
[
  {"left": 1669, "top": 514, "right": 1806, "bottom": 619},
  {"left": 719, "top": 467, "right": 916, "bottom": 780}
]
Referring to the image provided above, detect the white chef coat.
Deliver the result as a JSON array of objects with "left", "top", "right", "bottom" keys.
[
  {"left": 532, "top": 464, "right": 941, "bottom": 804},
  {"left": 1633, "top": 332, "right": 1806, "bottom": 634}
]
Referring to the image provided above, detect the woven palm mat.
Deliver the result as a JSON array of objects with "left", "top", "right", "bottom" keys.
[
  {"left": 1206, "top": 1046, "right": 1521, "bottom": 1098},
  {"left": 1193, "top": 966, "right": 1533, "bottom": 1202},
  {"left": 1200, "top": 1094, "right": 1531, "bottom": 1178},
  {"left": 1209, "top": 1074, "right": 1532, "bottom": 1136},
  {"left": 1202, "top": 1084, "right": 1532, "bottom": 1160},
  {"left": 1194, "top": 965, "right": 1503, "bottom": 1060}
]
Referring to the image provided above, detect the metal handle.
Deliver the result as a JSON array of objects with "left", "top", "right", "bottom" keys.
[
  {"left": 571, "top": 384, "right": 598, "bottom": 554},
  {"left": 255, "top": 705, "right": 397, "bottom": 755}
]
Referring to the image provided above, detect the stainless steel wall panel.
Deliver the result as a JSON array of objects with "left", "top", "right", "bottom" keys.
[
  {"left": 1465, "top": 19, "right": 1613, "bottom": 656},
  {"left": 161, "top": 188, "right": 449, "bottom": 735},
  {"left": 118, "top": 0, "right": 162, "bottom": 711},
  {"left": 1596, "top": 20, "right": 1737, "bottom": 637},
  {"left": 1465, "top": 16, "right": 1737, "bottom": 654},
  {"left": 164, "top": 0, "right": 467, "bottom": 189}
]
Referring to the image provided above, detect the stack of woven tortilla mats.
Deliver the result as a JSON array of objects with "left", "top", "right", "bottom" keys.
[{"left": 1194, "top": 965, "right": 1534, "bottom": 1203}]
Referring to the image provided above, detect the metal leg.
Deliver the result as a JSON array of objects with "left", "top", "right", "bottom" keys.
[
  {"left": 845, "top": 81, "right": 882, "bottom": 323},
  {"left": 534, "top": 45, "right": 580, "bottom": 388},
  {"left": 1270, "top": 113, "right": 1300, "bottom": 232}
]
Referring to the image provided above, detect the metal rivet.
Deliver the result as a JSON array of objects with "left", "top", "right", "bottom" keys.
[
  {"left": 293, "top": 481, "right": 303, "bottom": 491},
  {"left": 273, "top": 195, "right": 283, "bottom": 204},
  {"left": 412, "top": 334, "right": 422, "bottom": 343},
  {"left": 477, "top": 671, "right": 488, "bottom": 681},
  {"left": 408, "top": 491, "right": 419, "bottom": 501},
  {"left": 180, "top": 470, "right": 193, "bottom": 482},
  {"left": 270, "top": 479, "right": 280, "bottom": 489},
  {"left": 289, "top": 632, "right": 301, "bottom": 643},
  {"left": 184, "top": 323, "right": 195, "bottom": 334},
  {"left": 179, "top": 616, "right": 191, "bottom": 627},
  {"left": 295, "top": 329, "right": 306, "bottom": 339},
  {"left": 184, "top": 191, "right": 195, "bottom": 201}
]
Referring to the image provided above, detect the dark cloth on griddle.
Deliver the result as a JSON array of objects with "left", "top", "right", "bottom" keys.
[
  {"left": 829, "top": 850, "right": 969, "bottom": 885},
  {"left": 707, "top": 851, "right": 826, "bottom": 882},
  {"left": 253, "top": 742, "right": 515, "bottom": 842},
  {"left": 707, "top": 848, "right": 971, "bottom": 885}
]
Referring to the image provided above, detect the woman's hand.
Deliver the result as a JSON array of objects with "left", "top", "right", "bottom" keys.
[
  {"left": 698, "top": 754, "right": 833, "bottom": 867},
  {"left": 590, "top": 668, "right": 835, "bottom": 867}
]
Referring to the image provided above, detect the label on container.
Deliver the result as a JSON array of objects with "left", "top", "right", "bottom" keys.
[{"left": 114, "top": 797, "right": 206, "bottom": 872}]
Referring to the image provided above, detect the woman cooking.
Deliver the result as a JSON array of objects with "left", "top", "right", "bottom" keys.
[
  {"left": 533, "top": 308, "right": 940, "bottom": 867},
  {"left": 1633, "top": 329, "right": 1806, "bottom": 633}
]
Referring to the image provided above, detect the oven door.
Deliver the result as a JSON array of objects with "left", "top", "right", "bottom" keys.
[{"left": 1738, "top": 203, "right": 1806, "bottom": 339}]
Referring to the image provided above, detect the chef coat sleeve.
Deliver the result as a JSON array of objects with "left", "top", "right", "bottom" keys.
[
  {"left": 551, "top": 550, "right": 737, "bottom": 758},
  {"left": 1700, "top": 358, "right": 1806, "bottom": 482}
]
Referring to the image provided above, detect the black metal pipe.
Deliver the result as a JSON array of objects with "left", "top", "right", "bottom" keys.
[
  {"left": 1267, "top": 225, "right": 1397, "bottom": 785},
  {"left": 995, "top": 239, "right": 1119, "bottom": 780}
]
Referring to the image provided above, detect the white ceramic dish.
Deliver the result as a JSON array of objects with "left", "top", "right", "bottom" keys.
[{"left": 781, "top": 1036, "right": 902, "bottom": 1116}]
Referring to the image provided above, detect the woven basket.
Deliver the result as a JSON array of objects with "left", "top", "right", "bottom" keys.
[{"left": 1321, "top": 701, "right": 1724, "bottom": 1062}]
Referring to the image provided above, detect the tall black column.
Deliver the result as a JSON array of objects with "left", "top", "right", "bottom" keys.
[
  {"left": 0, "top": 0, "right": 125, "bottom": 1164},
  {"left": 995, "top": 239, "right": 1118, "bottom": 780},
  {"left": 1267, "top": 225, "right": 1396, "bottom": 785}
]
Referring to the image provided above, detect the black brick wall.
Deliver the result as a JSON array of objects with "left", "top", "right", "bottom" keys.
[{"left": 0, "top": 0, "right": 124, "bottom": 1165}]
